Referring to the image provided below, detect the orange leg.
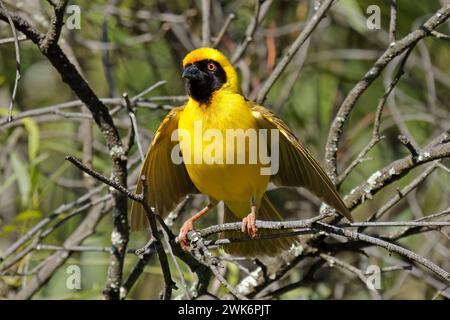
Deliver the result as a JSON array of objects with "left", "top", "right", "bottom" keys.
[
  {"left": 178, "top": 204, "right": 212, "bottom": 250},
  {"left": 241, "top": 198, "right": 257, "bottom": 238}
]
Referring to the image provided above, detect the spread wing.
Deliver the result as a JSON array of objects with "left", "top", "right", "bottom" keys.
[
  {"left": 130, "top": 107, "right": 198, "bottom": 231},
  {"left": 251, "top": 104, "right": 353, "bottom": 222}
]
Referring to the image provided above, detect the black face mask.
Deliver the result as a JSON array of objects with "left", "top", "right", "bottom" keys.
[{"left": 182, "top": 59, "right": 227, "bottom": 104}]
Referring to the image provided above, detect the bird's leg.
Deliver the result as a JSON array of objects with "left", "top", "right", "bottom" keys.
[
  {"left": 241, "top": 197, "right": 257, "bottom": 238},
  {"left": 179, "top": 203, "right": 213, "bottom": 250}
]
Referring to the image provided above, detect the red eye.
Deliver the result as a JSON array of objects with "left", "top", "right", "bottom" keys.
[{"left": 207, "top": 63, "right": 216, "bottom": 72}]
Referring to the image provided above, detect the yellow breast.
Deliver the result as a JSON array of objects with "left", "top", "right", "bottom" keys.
[{"left": 178, "top": 92, "right": 269, "bottom": 204}]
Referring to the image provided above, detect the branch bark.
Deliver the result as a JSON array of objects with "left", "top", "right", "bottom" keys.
[
  {"left": 0, "top": 7, "right": 129, "bottom": 300},
  {"left": 256, "top": 0, "right": 334, "bottom": 103},
  {"left": 325, "top": 4, "right": 450, "bottom": 181}
]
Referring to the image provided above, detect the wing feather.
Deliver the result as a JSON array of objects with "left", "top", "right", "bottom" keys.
[
  {"left": 130, "top": 107, "right": 198, "bottom": 231},
  {"left": 251, "top": 104, "right": 353, "bottom": 222}
]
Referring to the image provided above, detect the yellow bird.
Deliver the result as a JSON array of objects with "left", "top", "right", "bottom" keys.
[{"left": 131, "top": 48, "right": 352, "bottom": 256}]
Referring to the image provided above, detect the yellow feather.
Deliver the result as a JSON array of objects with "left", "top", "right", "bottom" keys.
[
  {"left": 183, "top": 48, "right": 239, "bottom": 93},
  {"left": 130, "top": 48, "right": 353, "bottom": 256},
  {"left": 179, "top": 91, "right": 269, "bottom": 217}
]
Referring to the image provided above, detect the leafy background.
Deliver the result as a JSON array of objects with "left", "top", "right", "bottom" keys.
[{"left": 0, "top": 0, "right": 449, "bottom": 299}]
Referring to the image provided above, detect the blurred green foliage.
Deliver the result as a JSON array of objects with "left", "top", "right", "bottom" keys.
[{"left": 0, "top": 0, "right": 448, "bottom": 299}]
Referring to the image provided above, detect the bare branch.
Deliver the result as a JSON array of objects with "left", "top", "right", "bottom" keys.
[
  {"left": 201, "top": 0, "right": 211, "bottom": 46},
  {"left": 231, "top": 0, "right": 271, "bottom": 64},
  {"left": 256, "top": 0, "right": 334, "bottom": 104},
  {"left": 0, "top": 10, "right": 130, "bottom": 299},
  {"left": 365, "top": 162, "right": 440, "bottom": 223},
  {"left": 344, "top": 133, "right": 450, "bottom": 210},
  {"left": 430, "top": 30, "right": 450, "bottom": 41},
  {"left": 198, "top": 214, "right": 328, "bottom": 238},
  {"left": 389, "top": 0, "right": 397, "bottom": 44},
  {"left": 212, "top": 12, "right": 236, "bottom": 48},
  {"left": 0, "top": 0, "right": 21, "bottom": 122},
  {"left": 188, "top": 231, "right": 248, "bottom": 300},
  {"left": 139, "top": 176, "right": 176, "bottom": 299},
  {"left": 123, "top": 93, "right": 144, "bottom": 162},
  {"left": 65, "top": 156, "right": 138, "bottom": 201},
  {"left": 40, "top": 0, "right": 69, "bottom": 51},
  {"left": 398, "top": 134, "right": 419, "bottom": 161},
  {"left": 0, "top": 186, "right": 105, "bottom": 266},
  {"left": 337, "top": 45, "right": 416, "bottom": 185},
  {"left": 320, "top": 253, "right": 381, "bottom": 299},
  {"left": 12, "top": 201, "right": 112, "bottom": 299},
  {"left": 0, "top": 34, "right": 26, "bottom": 44},
  {"left": 316, "top": 222, "right": 450, "bottom": 283},
  {"left": 325, "top": 4, "right": 450, "bottom": 181}
]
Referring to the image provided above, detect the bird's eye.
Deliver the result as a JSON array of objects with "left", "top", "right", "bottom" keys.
[{"left": 207, "top": 63, "right": 216, "bottom": 72}]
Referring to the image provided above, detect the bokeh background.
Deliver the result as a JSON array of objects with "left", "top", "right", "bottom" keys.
[{"left": 0, "top": 0, "right": 449, "bottom": 299}]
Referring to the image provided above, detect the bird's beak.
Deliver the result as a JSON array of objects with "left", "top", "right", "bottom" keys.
[{"left": 182, "top": 64, "right": 202, "bottom": 81}]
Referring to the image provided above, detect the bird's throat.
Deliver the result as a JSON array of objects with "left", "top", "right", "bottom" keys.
[{"left": 185, "top": 80, "right": 215, "bottom": 104}]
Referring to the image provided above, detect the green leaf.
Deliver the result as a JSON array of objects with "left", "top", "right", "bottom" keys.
[
  {"left": 22, "top": 118, "right": 40, "bottom": 161},
  {"left": 2, "top": 224, "right": 17, "bottom": 234},
  {"left": 10, "top": 152, "right": 30, "bottom": 208},
  {"left": 226, "top": 263, "right": 239, "bottom": 287},
  {"left": 15, "top": 210, "right": 43, "bottom": 222}
]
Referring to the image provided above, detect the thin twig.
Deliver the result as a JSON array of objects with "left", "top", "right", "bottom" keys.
[
  {"left": 201, "top": 0, "right": 211, "bottom": 46},
  {"left": 324, "top": 5, "right": 450, "bottom": 181},
  {"left": 34, "top": 244, "right": 139, "bottom": 254},
  {"left": 0, "top": 94, "right": 174, "bottom": 128},
  {"left": 365, "top": 162, "right": 440, "bottom": 224},
  {"left": 65, "top": 155, "right": 139, "bottom": 197},
  {"left": 204, "top": 229, "right": 315, "bottom": 248},
  {"left": 366, "top": 265, "right": 412, "bottom": 275},
  {"left": 344, "top": 132, "right": 450, "bottom": 210},
  {"left": 188, "top": 231, "right": 248, "bottom": 300},
  {"left": 0, "top": 185, "right": 105, "bottom": 265},
  {"left": 198, "top": 214, "right": 329, "bottom": 238},
  {"left": 0, "top": 34, "right": 26, "bottom": 44},
  {"left": 415, "top": 206, "right": 450, "bottom": 222},
  {"left": 123, "top": 93, "right": 145, "bottom": 162},
  {"left": 430, "top": 30, "right": 450, "bottom": 41},
  {"left": 161, "top": 228, "right": 191, "bottom": 299},
  {"left": 398, "top": 134, "right": 419, "bottom": 160},
  {"left": 131, "top": 80, "right": 167, "bottom": 102},
  {"left": 231, "top": 0, "right": 269, "bottom": 64},
  {"left": 40, "top": 0, "right": 69, "bottom": 51},
  {"left": 120, "top": 239, "right": 157, "bottom": 299},
  {"left": 316, "top": 222, "right": 450, "bottom": 283},
  {"left": 389, "top": 0, "right": 397, "bottom": 44},
  {"left": 0, "top": 0, "right": 21, "bottom": 122},
  {"left": 212, "top": 12, "right": 236, "bottom": 48},
  {"left": 337, "top": 44, "right": 416, "bottom": 185},
  {"left": 139, "top": 176, "right": 176, "bottom": 299},
  {"left": 256, "top": 0, "right": 334, "bottom": 104},
  {"left": 320, "top": 253, "right": 381, "bottom": 299},
  {"left": 345, "top": 221, "right": 450, "bottom": 228}
]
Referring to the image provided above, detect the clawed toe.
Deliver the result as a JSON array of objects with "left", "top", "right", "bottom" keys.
[
  {"left": 178, "top": 220, "right": 193, "bottom": 251},
  {"left": 241, "top": 211, "right": 257, "bottom": 238}
]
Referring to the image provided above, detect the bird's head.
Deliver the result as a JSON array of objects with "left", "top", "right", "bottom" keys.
[{"left": 182, "top": 48, "right": 239, "bottom": 104}]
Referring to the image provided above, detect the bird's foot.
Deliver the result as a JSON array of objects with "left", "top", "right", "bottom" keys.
[
  {"left": 241, "top": 205, "right": 257, "bottom": 238},
  {"left": 177, "top": 204, "right": 214, "bottom": 251},
  {"left": 178, "top": 219, "right": 194, "bottom": 251}
]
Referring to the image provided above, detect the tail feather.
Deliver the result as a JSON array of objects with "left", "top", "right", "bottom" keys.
[{"left": 220, "top": 194, "right": 300, "bottom": 257}]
